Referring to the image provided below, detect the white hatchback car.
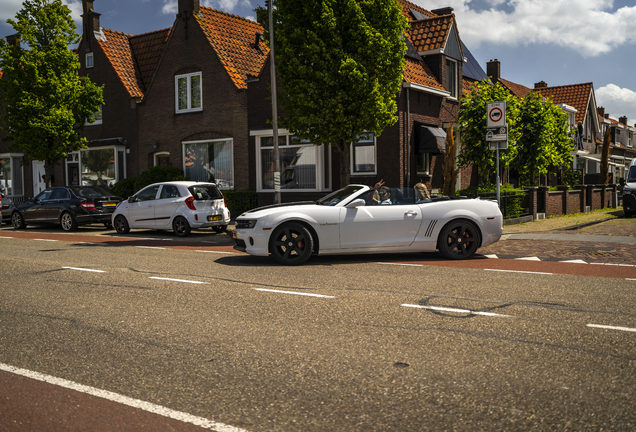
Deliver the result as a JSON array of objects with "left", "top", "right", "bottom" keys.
[{"left": 111, "top": 181, "right": 230, "bottom": 237}]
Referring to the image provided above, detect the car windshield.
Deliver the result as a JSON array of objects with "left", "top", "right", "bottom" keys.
[
  {"left": 628, "top": 166, "right": 636, "bottom": 182},
  {"left": 188, "top": 184, "right": 222, "bottom": 200},
  {"left": 69, "top": 186, "right": 111, "bottom": 198},
  {"left": 316, "top": 185, "right": 365, "bottom": 206}
]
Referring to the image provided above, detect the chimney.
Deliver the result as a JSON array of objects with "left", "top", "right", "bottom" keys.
[
  {"left": 487, "top": 59, "right": 500, "bottom": 83},
  {"left": 81, "top": 0, "right": 100, "bottom": 35},
  {"left": 619, "top": 116, "right": 628, "bottom": 125},
  {"left": 597, "top": 107, "right": 605, "bottom": 117},
  {"left": 178, "top": 0, "right": 200, "bottom": 16},
  {"left": 5, "top": 34, "right": 20, "bottom": 48},
  {"left": 534, "top": 81, "right": 548, "bottom": 89},
  {"left": 431, "top": 7, "right": 454, "bottom": 16},
  {"left": 604, "top": 114, "right": 610, "bottom": 119}
]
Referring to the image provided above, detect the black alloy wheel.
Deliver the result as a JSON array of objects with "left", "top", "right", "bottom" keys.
[
  {"left": 11, "top": 212, "right": 26, "bottom": 229},
  {"left": 114, "top": 215, "right": 130, "bottom": 234},
  {"left": 438, "top": 219, "right": 480, "bottom": 260},
  {"left": 60, "top": 212, "right": 78, "bottom": 232},
  {"left": 269, "top": 222, "right": 314, "bottom": 265},
  {"left": 172, "top": 216, "right": 191, "bottom": 237}
]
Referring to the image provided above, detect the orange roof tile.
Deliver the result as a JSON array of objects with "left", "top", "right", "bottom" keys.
[
  {"left": 462, "top": 77, "right": 479, "bottom": 95},
  {"left": 403, "top": 57, "right": 445, "bottom": 91},
  {"left": 499, "top": 78, "right": 532, "bottom": 99},
  {"left": 536, "top": 82, "right": 594, "bottom": 125},
  {"left": 398, "top": 0, "right": 436, "bottom": 21},
  {"left": 97, "top": 29, "right": 145, "bottom": 98},
  {"left": 409, "top": 15, "right": 455, "bottom": 52},
  {"left": 129, "top": 28, "right": 171, "bottom": 93},
  {"left": 196, "top": 6, "right": 269, "bottom": 90}
]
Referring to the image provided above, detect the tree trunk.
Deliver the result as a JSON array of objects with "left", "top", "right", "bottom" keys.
[
  {"left": 338, "top": 140, "right": 350, "bottom": 189},
  {"left": 44, "top": 160, "right": 54, "bottom": 188}
]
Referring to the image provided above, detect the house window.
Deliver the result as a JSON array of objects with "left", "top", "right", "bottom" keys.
[
  {"left": 256, "top": 134, "right": 329, "bottom": 191},
  {"left": 175, "top": 72, "right": 202, "bottom": 113},
  {"left": 183, "top": 139, "right": 233, "bottom": 189},
  {"left": 351, "top": 134, "right": 376, "bottom": 175},
  {"left": 445, "top": 58, "right": 457, "bottom": 99},
  {"left": 86, "top": 52, "right": 94, "bottom": 68},
  {"left": 80, "top": 148, "right": 116, "bottom": 188},
  {"left": 416, "top": 153, "right": 430, "bottom": 175},
  {"left": 86, "top": 105, "right": 102, "bottom": 126},
  {"left": 0, "top": 155, "right": 24, "bottom": 197}
]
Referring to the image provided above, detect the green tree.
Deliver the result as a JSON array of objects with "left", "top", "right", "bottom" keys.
[
  {"left": 274, "top": 0, "right": 408, "bottom": 186},
  {"left": 515, "top": 91, "right": 573, "bottom": 185},
  {"left": 458, "top": 80, "right": 520, "bottom": 186},
  {"left": 0, "top": 0, "right": 103, "bottom": 188}
]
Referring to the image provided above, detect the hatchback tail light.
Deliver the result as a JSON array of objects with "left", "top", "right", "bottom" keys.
[
  {"left": 185, "top": 196, "right": 196, "bottom": 210},
  {"left": 81, "top": 201, "right": 96, "bottom": 210},
  {"left": 223, "top": 196, "right": 227, "bottom": 208}
]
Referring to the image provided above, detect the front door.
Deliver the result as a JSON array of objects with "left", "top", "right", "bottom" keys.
[
  {"left": 128, "top": 184, "right": 160, "bottom": 228},
  {"left": 32, "top": 161, "right": 46, "bottom": 196}
]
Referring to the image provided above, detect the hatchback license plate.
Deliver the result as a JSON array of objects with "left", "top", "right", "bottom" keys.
[{"left": 208, "top": 215, "right": 222, "bottom": 221}]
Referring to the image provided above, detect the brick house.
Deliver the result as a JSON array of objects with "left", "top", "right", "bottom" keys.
[{"left": 596, "top": 108, "right": 635, "bottom": 182}]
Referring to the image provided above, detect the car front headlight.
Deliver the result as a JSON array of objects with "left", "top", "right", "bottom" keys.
[
  {"left": 624, "top": 188, "right": 632, "bottom": 195},
  {"left": 236, "top": 219, "right": 258, "bottom": 229}
]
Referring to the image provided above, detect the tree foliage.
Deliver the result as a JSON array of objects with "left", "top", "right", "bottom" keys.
[
  {"left": 458, "top": 80, "right": 520, "bottom": 185},
  {"left": 0, "top": 0, "right": 103, "bottom": 187},
  {"left": 274, "top": 0, "right": 408, "bottom": 186}
]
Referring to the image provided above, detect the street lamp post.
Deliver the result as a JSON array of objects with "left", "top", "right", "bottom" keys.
[{"left": 268, "top": 0, "right": 281, "bottom": 204}]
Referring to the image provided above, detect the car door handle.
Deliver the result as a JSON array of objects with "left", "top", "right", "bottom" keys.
[{"left": 405, "top": 211, "right": 418, "bottom": 216}]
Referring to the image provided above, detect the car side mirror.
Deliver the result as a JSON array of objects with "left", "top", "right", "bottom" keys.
[
  {"left": 128, "top": 196, "right": 137, "bottom": 203},
  {"left": 345, "top": 198, "right": 366, "bottom": 208}
]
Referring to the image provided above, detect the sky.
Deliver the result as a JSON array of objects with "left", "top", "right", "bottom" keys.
[{"left": 2, "top": 0, "right": 636, "bottom": 125}]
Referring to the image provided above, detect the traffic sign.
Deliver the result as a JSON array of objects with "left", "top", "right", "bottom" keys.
[
  {"left": 486, "top": 125, "right": 507, "bottom": 142},
  {"left": 487, "top": 102, "right": 507, "bottom": 128},
  {"left": 489, "top": 141, "right": 509, "bottom": 150}
]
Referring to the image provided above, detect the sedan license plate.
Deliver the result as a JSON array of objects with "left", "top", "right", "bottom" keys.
[
  {"left": 208, "top": 215, "right": 222, "bottom": 221},
  {"left": 102, "top": 202, "right": 116, "bottom": 207}
]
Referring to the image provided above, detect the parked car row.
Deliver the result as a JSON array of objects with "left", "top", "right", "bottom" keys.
[{"left": 4, "top": 181, "right": 230, "bottom": 237}]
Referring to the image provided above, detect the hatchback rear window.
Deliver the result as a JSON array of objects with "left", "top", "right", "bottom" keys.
[{"left": 188, "top": 185, "right": 222, "bottom": 200}]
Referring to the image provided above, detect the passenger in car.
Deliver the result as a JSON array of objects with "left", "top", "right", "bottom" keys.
[
  {"left": 366, "top": 189, "right": 380, "bottom": 205},
  {"left": 377, "top": 186, "right": 392, "bottom": 205},
  {"left": 414, "top": 182, "right": 431, "bottom": 203}
]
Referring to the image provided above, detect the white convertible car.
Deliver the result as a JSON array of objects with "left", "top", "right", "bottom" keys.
[{"left": 233, "top": 185, "right": 503, "bottom": 265}]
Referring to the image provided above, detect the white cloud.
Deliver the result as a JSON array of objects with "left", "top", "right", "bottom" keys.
[
  {"left": 596, "top": 83, "right": 636, "bottom": 126},
  {"left": 162, "top": 0, "right": 252, "bottom": 15},
  {"left": 1, "top": 0, "right": 83, "bottom": 29},
  {"left": 412, "top": 0, "right": 636, "bottom": 57}
]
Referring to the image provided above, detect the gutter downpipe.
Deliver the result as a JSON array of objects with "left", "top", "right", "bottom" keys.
[{"left": 406, "top": 86, "right": 411, "bottom": 189}]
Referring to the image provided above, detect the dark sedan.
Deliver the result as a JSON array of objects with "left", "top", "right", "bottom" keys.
[{"left": 11, "top": 186, "right": 123, "bottom": 231}]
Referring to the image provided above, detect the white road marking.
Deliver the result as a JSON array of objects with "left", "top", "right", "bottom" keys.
[
  {"left": 484, "top": 269, "right": 553, "bottom": 275},
  {"left": 484, "top": 254, "right": 498, "bottom": 259},
  {"left": 590, "top": 262, "right": 636, "bottom": 267},
  {"left": 401, "top": 304, "right": 511, "bottom": 317},
  {"left": 515, "top": 256, "right": 541, "bottom": 261},
  {"left": 196, "top": 250, "right": 238, "bottom": 255},
  {"left": 255, "top": 288, "right": 334, "bottom": 298},
  {"left": 627, "top": 278, "right": 636, "bottom": 281},
  {"left": 0, "top": 363, "right": 248, "bottom": 432},
  {"left": 149, "top": 277, "right": 208, "bottom": 284},
  {"left": 135, "top": 246, "right": 165, "bottom": 250},
  {"left": 587, "top": 324, "right": 636, "bottom": 333},
  {"left": 559, "top": 259, "right": 589, "bottom": 264},
  {"left": 62, "top": 267, "right": 105, "bottom": 273},
  {"left": 34, "top": 239, "right": 57, "bottom": 242},
  {"left": 375, "top": 262, "right": 423, "bottom": 267},
  {"left": 0, "top": 236, "right": 14, "bottom": 239}
]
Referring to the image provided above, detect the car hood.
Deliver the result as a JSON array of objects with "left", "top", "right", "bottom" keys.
[{"left": 240, "top": 201, "right": 316, "bottom": 216}]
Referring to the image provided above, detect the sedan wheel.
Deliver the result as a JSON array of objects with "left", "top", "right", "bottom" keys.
[
  {"left": 438, "top": 219, "right": 480, "bottom": 260},
  {"left": 60, "top": 212, "right": 78, "bottom": 232},
  {"left": 269, "top": 222, "right": 314, "bottom": 265},
  {"left": 11, "top": 212, "right": 26, "bottom": 229},
  {"left": 172, "top": 216, "right": 191, "bottom": 237},
  {"left": 114, "top": 215, "right": 130, "bottom": 234}
]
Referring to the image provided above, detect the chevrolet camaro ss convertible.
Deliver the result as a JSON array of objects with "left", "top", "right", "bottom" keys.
[{"left": 233, "top": 185, "right": 503, "bottom": 265}]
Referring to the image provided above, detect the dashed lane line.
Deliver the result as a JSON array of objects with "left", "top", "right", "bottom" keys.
[
  {"left": 0, "top": 363, "right": 249, "bottom": 432},
  {"left": 136, "top": 246, "right": 166, "bottom": 250},
  {"left": 62, "top": 267, "right": 106, "bottom": 273},
  {"left": 254, "top": 288, "right": 335, "bottom": 298},
  {"left": 484, "top": 268, "right": 553, "bottom": 275},
  {"left": 587, "top": 324, "right": 636, "bottom": 333},
  {"left": 401, "top": 304, "right": 512, "bottom": 317},
  {"left": 149, "top": 277, "right": 209, "bottom": 285}
]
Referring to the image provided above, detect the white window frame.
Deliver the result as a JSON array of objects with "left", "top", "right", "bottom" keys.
[
  {"left": 253, "top": 130, "right": 330, "bottom": 193},
  {"left": 71, "top": 144, "right": 126, "bottom": 187},
  {"left": 175, "top": 72, "right": 203, "bottom": 114},
  {"left": 350, "top": 134, "right": 377, "bottom": 176},
  {"left": 445, "top": 58, "right": 458, "bottom": 100},
  {"left": 153, "top": 151, "right": 170, "bottom": 167},
  {"left": 86, "top": 52, "right": 94, "bottom": 69},
  {"left": 181, "top": 138, "right": 234, "bottom": 190}
]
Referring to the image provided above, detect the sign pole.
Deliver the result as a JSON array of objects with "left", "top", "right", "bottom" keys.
[
  {"left": 496, "top": 146, "right": 500, "bottom": 207},
  {"left": 486, "top": 101, "right": 508, "bottom": 208}
]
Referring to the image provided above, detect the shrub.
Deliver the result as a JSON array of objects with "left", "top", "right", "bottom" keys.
[
  {"left": 223, "top": 190, "right": 258, "bottom": 218},
  {"left": 133, "top": 166, "right": 187, "bottom": 192},
  {"left": 109, "top": 177, "right": 137, "bottom": 199}
]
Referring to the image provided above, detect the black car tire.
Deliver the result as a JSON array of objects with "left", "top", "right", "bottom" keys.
[
  {"left": 60, "top": 212, "right": 78, "bottom": 232},
  {"left": 11, "top": 212, "right": 26, "bottom": 229},
  {"left": 212, "top": 225, "right": 227, "bottom": 233},
  {"left": 173, "top": 216, "right": 191, "bottom": 237},
  {"left": 114, "top": 215, "right": 130, "bottom": 234},
  {"left": 437, "top": 219, "right": 481, "bottom": 260},
  {"left": 269, "top": 222, "right": 314, "bottom": 265}
]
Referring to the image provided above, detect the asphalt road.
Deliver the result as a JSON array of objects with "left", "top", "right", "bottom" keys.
[{"left": 0, "top": 227, "right": 635, "bottom": 431}]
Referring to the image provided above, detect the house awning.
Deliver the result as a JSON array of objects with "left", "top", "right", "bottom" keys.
[{"left": 414, "top": 123, "right": 446, "bottom": 154}]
